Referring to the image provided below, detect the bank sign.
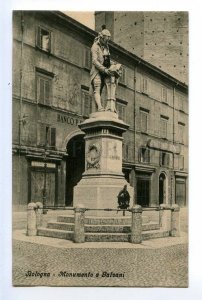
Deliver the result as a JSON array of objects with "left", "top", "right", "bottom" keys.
[{"left": 57, "top": 113, "right": 82, "bottom": 126}]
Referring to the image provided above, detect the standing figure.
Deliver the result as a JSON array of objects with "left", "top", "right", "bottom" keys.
[
  {"left": 117, "top": 185, "right": 130, "bottom": 216},
  {"left": 90, "top": 25, "right": 121, "bottom": 113},
  {"left": 90, "top": 25, "right": 111, "bottom": 111}
]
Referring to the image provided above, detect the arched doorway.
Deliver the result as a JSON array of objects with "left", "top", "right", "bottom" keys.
[
  {"left": 159, "top": 173, "right": 166, "bottom": 205},
  {"left": 66, "top": 135, "right": 85, "bottom": 206}
]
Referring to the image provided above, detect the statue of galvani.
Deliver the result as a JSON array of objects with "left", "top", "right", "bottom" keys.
[{"left": 90, "top": 25, "right": 122, "bottom": 113}]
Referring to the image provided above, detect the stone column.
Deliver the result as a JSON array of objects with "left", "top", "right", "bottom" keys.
[
  {"left": 74, "top": 206, "right": 85, "bottom": 243},
  {"left": 130, "top": 205, "right": 142, "bottom": 244},
  {"left": 27, "top": 202, "right": 37, "bottom": 236},
  {"left": 36, "top": 202, "right": 43, "bottom": 228},
  {"left": 171, "top": 204, "right": 180, "bottom": 237},
  {"left": 160, "top": 204, "right": 171, "bottom": 232}
]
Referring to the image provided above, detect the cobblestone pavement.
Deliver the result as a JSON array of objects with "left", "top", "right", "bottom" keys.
[{"left": 13, "top": 230, "right": 188, "bottom": 287}]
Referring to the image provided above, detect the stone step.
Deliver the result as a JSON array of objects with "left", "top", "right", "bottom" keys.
[
  {"left": 57, "top": 215, "right": 150, "bottom": 225},
  {"left": 85, "top": 230, "right": 169, "bottom": 242},
  {"left": 47, "top": 221, "right": 160, "bottom": 232},
  {"left": 142, "top": 230, "right": 170, "bottom": 241},
  {"left": 37, "top": 228, "right": 73, "bottom": 240},
  {"left": 85, "top": 232, "right": 129, "bottom": 242},
  {"left": 38, "top": 227, "right": 168, "bottom": 242},
  {"left": 47, "top": 222, "right": 74, "bottom": 231}
]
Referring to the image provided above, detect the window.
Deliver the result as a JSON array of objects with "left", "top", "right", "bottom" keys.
[
  {"left": 178, "top": 96, "right": 185, "bottom": 112},
  {"left": 36, "top": 71, "right": 53, "bottom": 105},
  {"left": 140, "top": 109, "right": 149, "bottom": 133},
  {"left": 161, "top": 87, "right": 168, "bottom": 103},
  {"left": 37, "top": 124, "right": 56, "bottom": 149},
  {"left": 178, "top": 122, "right": 185, "bottom": 144},
  {"left": 139, "top": 147, "right": 150, "bottom": 163},
  {"left": 160, "top": 152, "right": 170, "bottom": 167},
  {"left": 141, "top": 76, "right": 149, "bottom": 94},
  {"left": 36, "top": 26, "right": 51, "bottom": 52},
  {"left": 81, "top": 88, "right": 92, "bottom": 117},
  {"left": 178, "top": 155, "right": 184, "bottom": 170},
  {"left": 116, "top": 100, "right": 126, "bottom": 121},
  {"left": 83, "top": 48, "right": 91, "bottom": 70},
  {"left": 160, "top": 116, "right": 169, "bottom": 139},
  {"left": 119, "top": 66, "right": 126, "bottom": 85}
]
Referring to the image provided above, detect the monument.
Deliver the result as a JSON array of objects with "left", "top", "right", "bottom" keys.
[{"left": 73, "top": 26, "right": 134, "bottom": 212}]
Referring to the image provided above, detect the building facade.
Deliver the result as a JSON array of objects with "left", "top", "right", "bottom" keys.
[
  {"left": 95, "top": 11, "right": 188, "bottom": 84},
  {"left": 12, "top": 11, "right": 188, "bottom": 211}
]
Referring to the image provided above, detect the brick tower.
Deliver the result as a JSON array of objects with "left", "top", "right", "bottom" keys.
[{"left": 95, "top": 12, "right": 188, "bottom": 83}]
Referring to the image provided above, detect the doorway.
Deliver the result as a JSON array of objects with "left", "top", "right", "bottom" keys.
[
  {"left": 136, "top": 176, "right": 150, "bottom": 207},
  {"left": 159, "top": 173, "right": 166, "bottom": 205},
  {"left": 175, "top": 177, "right": 186, "bottom": 207},
  {"left": 66, "top": 135, "right": 85, "bottom": 206}
]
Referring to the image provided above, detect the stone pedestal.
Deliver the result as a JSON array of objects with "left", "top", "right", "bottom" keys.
[{"left": 74, "top": 111, "right": 134, "bottom": 214}]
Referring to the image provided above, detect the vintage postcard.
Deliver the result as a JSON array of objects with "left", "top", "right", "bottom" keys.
[{"left": 11, "top": 10, "right": 188, "bottom": 289}]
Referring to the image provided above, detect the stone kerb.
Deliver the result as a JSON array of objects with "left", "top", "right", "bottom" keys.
[
  {"left": 74, "top": 205, "right": 86, "bottom": 243},
  {"left": 171, "top": 204, "right": 180, "bottom": 237},
  {"left": 35, "top": 202, "right": 43, "bottom": 227},
  {"left": 27, "top": 202, "right": 43, "bottom": 236},
  {"left": 27, "top": 202, "right": 38, "bottom": 236},
  {"left": 130, "top": 205, "right": 142, "bottom": 244},
  {"left": 160, "top": 204, "right": 171, "bottom": 232}
]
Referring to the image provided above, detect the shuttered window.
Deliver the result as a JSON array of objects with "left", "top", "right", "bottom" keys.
[
  {"left": 141, "top": 76, "right": 149, "bottom": 94},
  {"left": 37, "top": 124, "right": 56, "bottom": 149},
  {"left": 82, "top": 89, "right": 92, "bottom": 117},
  {"left": 83, "top": 48, "right": 91, "bottom": 70},
  {"left": 160, "top": 151, "right": 170, "bottom": 167},
  {"left": 161, "top": 87, "right": 168, "bottom": 103},
  {"left": 178, "top": 122, "right": 185, "bottom": 144},
  {"left": 36, "top": 26, "right": 51, "bottom": 52},
  {"left": 119, "top": 66, "right": 126, "bottom": 85},
  {"left": 36, "top": 72, "right": 52, "bottom": 105},
  {"left": 140, "top": 110, "right": 149, "bottom": 133},
  {"left": 139, "top": 147, "right": 150, "bottom": 163},
  {"left": 116, "top": 101, "right": 126, "bottom": 121},
  {"left": 160, "top": 116, "right": 168, "bottom": 139}
]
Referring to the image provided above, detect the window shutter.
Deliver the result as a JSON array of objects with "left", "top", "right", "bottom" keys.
[
  {"left": 138, "top": 148, "right": 142, "bottom": 162},
  {"left": 159, "top": 151, "right": 162, "bottom": 166},
  {"left": 44, "top": 80, "right": 50, "bottom": 104},
  {"left": 142, "top": 77, "right": 148, "bottom": 94},
  {"left": 82, "top": 92, "right": 91, "bottom": 116},
  {"left": 38, "top": 123, "right": 46, "bottom": 146},
  {"left": 119, "top": 67, "right": 126, "bottom": 84},
  {"left": 38, "top": 78, "right": 45, "bottom": 103},
  {"left": 50, "top": 128, "right": 56, "bottom": 148},
  {"left": 141, "top": 112, "right": 147, "bottom": 132},
  {"left": 166, "top": 153, "right": 170, "bottom": 167},
  {"left": 161, "top": 87, "right": 167, "bottom": 102},
  {"left": 146, "top": 149, "right": 150, "bottom": 163},
  {"left": 84, "top": 49, "right": 91, "bottom": 69},
  {"left": 36, "top": 26, "right": 41, "bottom": 48}
]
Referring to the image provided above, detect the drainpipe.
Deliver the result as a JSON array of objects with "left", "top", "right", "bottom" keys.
[
  {"left": 19, "top": 11, "right": 24, "bottom": 150},
  {"left": 171, "top": 84, "right": 176, "bottom": 205},
  {"left": 133, "top": 65, "right": 137, "bottom": 206},
  {"left": 17, "top": 11, "right": 24, "bottom": 199}
]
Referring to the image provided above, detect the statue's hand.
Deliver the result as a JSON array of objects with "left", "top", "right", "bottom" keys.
[{"left": 104, "top": 68, "right": 111, "bottom": 76}]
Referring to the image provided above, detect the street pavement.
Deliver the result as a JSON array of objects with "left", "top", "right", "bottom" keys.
[{"left": 13, "top": 229, "right": 188, "bottom": 287}]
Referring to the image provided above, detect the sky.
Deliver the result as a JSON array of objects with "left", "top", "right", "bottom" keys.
[{"left": 64, "top": 11, "right": 95, "bottom": 30}]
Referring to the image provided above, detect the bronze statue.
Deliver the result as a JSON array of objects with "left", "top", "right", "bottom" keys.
[
  {"left": 90, "top": 25, "right": 122, "bottom": 113},
  {"left": 117, "top": 185, "right": 130, "bottom": 216}
]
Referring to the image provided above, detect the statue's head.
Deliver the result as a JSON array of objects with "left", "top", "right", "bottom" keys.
[{"left": 99, "top": 25, "right": 111, "bottom": 46}]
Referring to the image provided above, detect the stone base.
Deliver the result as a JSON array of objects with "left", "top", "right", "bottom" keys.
[{"left": 73, "top": 175, "right": 134, "bottom": 216}]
